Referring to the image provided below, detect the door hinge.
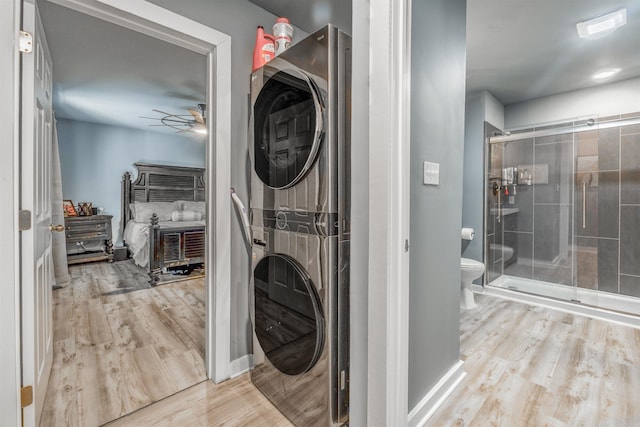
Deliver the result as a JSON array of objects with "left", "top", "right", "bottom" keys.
[
  {"left": 20, "top": 386, "right": 33, "bottom": 408},
  {"left": 405, "top": 239, "right": 410, "bottom": 252},
  {"left": 19, "top": 210, "right": 32, "bottom": 231},
  {"left": 19, "top": 31, "right": 33, "bottom": 53}
]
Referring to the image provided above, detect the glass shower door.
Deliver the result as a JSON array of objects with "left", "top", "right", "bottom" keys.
[
  {"left": 485, "top": 122, "right": 578, "bottom": 303},
  {"left": 486, "top": 115, "right": 640, "bottom": 315}
]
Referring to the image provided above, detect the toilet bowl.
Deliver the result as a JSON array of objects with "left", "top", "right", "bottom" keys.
[{"left": 460, "top": 257, "right": 485, "bottom": 309}]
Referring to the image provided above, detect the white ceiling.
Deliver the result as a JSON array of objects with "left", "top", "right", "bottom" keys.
[
  {"left": 38, "top": 0, "right": 207, "bottom": 135},
  {"left": 37, "top": 0, "right": 640, "bottom": 134},
  {"left": 466, "top": 0, "right": 640, "bottom": 105},
  {"left": 251, "top": 0, "right": 640, "bottom": 106}
]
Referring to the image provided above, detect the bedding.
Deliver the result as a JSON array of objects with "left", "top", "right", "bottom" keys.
[
  {"left": 132, "top": 201, "right": 178, "bottom": 222},
  {"left": 172, "top": 210, "right": 203, "bottom": 221},
  {"left": 177, "top": 201, "right": 206, "bottom": 216},
  {"left": 121, "top": 163, "right": 206, "bottom": 283}
]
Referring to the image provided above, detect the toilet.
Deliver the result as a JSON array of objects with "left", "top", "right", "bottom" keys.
[{"left": 460, "top": 257, "right": 485, "bottom": 309}]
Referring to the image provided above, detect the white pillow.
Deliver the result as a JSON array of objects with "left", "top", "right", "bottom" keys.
[
  {"left": 179, "top": 201, "right": 206, "bottom": 216},
  {"left": 172, "top": 210, "right": 203, "bottom": 221},
  {"left": 133, "top": 202, "right": 175, "bottom": 222}
]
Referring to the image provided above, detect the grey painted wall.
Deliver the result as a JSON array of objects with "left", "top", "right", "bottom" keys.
[
  {"left": 349, "top": 0, "right": 368, "bottom": 424},
  {"left": 0, "top": 0, "right": 20, "bottom": 424},
  {"left": 462, "top": 91, "right": 504, "bottom": 262},
  {"left": 506, "top": 77, "right": 640, "bottom": 129},
  {"left": 56, "top": 119, "right": 206, "bottom": 244},
  {"left": 408, "top": 0, "right": 467, "bottom": 411},
  {"left": 145, "top": 0, "right": 308, "bottom": 360},
  {"left": 462, "top": 93, "right": 485, "bottom": 261}
]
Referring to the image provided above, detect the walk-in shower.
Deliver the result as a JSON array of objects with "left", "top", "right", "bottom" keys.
[{"left": 484, "top": 113, "right": 640, "bottom": 317}]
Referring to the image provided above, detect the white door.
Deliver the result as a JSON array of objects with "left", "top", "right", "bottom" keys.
[{"left": 21, "top": 1, "right": 55, "bottom": 425}]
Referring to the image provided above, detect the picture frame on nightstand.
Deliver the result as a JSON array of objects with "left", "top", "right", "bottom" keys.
[
  {"left": 78, "top": 202, "right": 93, "bottom": 216},
  {"left": 63, "top": 199, "right": 77, "bottom": 217}
]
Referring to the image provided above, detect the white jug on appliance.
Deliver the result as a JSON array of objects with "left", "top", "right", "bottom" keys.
[{"left": 273, "top": 17, "right": 293, "bottom": 55}]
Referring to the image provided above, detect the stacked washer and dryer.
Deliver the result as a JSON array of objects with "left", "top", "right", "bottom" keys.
[{"left": 249, "top": 25, "right": 351, "bottom": 426}]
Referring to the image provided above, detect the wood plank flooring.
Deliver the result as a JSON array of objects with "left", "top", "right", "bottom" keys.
[
  {"left": 427, "top": 294, "right": 640, "bottom": 427},
  {"left": 40, "top": 261, "right": 207, "bottom": 427},
  {"left": 105, "top": 375, "right": 294, "bottom": 427},
  {"left": 44, "top": 262, "right": 640, "bottom": 426}
]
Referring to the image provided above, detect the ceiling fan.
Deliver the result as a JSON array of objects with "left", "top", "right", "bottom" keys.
[{"left": 141, "top": 103, "right": 207, "bottom": 135}]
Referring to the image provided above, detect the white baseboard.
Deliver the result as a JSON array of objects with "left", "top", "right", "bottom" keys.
[
  {"left": 408, "top": 360, "right": 466, "bottom": 427},
  {"left": 229, "top": 354, "right": 254, "bottom": 378}
]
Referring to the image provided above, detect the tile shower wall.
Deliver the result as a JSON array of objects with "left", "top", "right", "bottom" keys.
[{"left": 485, "top": 113, "right": 640, "bottom": 299}]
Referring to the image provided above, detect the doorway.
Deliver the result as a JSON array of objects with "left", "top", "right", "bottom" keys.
[{"left": 20, "top": 0, "right": 232, "bottom": 425}]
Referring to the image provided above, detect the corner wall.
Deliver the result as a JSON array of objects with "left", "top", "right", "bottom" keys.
[
  {"left": 408, "top": 0, "right": 467, "bottom": 412},
  {"left": 462, "top": 91, "right": 504, "bottom": 261}
]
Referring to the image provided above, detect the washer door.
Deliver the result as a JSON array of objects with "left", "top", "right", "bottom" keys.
[
  {"left": 253, "top": 254, "right": 324, "bottom": 375},
  {"left": 253, "top": 69, "right": 324, "bottom": 189}
]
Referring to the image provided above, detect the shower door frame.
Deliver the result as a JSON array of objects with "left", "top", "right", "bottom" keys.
[{"left": 484, "top": 114, "right": 640, "bottom": 310}]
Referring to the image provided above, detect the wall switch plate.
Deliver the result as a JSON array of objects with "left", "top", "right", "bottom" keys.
[{"left": 423, "top": 161, "right": 440, "bottom": 186}]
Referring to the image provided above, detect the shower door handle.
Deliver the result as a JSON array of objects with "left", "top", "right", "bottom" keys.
[
  {"left": 497, "top": 185, "right": 501, "bottom": 223},
  {"left": 582, "top": 182, "right": 587, "bottom": 228}
]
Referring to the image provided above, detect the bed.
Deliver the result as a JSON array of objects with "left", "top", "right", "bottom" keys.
[{"left": 120, "top": 162, "right": 206, "bottom": 284}]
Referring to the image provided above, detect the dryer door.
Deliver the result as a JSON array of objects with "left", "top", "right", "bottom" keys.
[
  {"left": 253, "top": 253, "right": 324, "bottom": 375},
  {"left": 253, "top": 69, "right": 324, "bottom": 189}
]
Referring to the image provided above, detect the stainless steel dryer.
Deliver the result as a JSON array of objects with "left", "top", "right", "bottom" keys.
[{"left": 249, "top": 25, "right": 351, "bottom": 427}]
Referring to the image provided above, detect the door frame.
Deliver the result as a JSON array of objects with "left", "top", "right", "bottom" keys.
[
  {"left": 0, "top": 1, "right": 23, "bottom": 425},
  {"left": 46, "top": 0, "right": 233, "bottom": 383}
]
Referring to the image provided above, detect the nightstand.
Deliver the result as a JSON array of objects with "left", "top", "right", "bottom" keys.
[{"left": 64, "top": 215, "right": 114, "bottom": 265}]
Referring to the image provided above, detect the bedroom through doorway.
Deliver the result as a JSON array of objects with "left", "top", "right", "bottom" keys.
[{"left": 36, "top": 1, "right": 214, "bottom": 425}]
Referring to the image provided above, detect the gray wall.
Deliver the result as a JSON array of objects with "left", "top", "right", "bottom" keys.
[
  {"left": 462, "top": 91, "right": 504, "bottom": 262},
  {"left": 506, "top": 77, "right": 640, "bottom": 129},
  {"left": 145, "top": 0, "right": 308, "bottom": 360},
  {"left": 57, "top": 119, "right": 206, "bottom": 244},
  {"left": 408, "top": 0, "right": 467, "bottom": 411},
  {"left": 349, "top": 0, "right": 368, "bottom": 424},
  {"left": 0, "top": 0, "right": 20, "bottom": 424}
]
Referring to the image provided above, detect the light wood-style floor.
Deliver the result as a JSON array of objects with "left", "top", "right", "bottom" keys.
[
  {"left": 40, "top": 261, "right": 207, "bottom": 427},
  {"left": 44, "top": 262, "right": 640, "bottom": 426},
  {"left": 105, "top": 375, "right": 293, "bottom": 427},
  {"left": 427, "top": 294, "right": 640, "bottom": 427}
]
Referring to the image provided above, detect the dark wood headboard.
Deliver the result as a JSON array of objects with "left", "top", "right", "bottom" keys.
[{"left": 120, "top": 162, "right": 205, "bottom": 239}]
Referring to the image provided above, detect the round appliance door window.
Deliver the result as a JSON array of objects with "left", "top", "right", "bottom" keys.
[
  {"left": 253, "top": 254, "right": 324, "bottom": 375},
  {"left": 253, "top": 69, "right": 324, "bottom": 189}
]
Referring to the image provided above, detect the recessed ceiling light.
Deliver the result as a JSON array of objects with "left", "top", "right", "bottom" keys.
[
  {"left": 592, "top": 68, "right": 621, "bottom": 80},
  {"left": 577, "top": 8, "right": 627, "bottom": 39}
]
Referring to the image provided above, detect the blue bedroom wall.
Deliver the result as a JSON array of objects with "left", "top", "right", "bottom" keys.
[{"left": 57, "top": 118, "right": 206, "bottom": 244}]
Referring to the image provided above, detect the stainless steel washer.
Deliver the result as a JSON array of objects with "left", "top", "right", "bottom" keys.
[{"left": 249, "top": 25, "right": 351, "bottom": 426}]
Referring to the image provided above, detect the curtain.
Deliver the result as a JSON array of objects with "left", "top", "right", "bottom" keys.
[{"left": 51, "top": 116, "right": 70, "bottom": 286}]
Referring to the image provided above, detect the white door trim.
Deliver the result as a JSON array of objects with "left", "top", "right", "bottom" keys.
[
  {"left": 42, "top": 0, "right": 232, "bottom": 382},
  {"left": 366, "top": 0, "right": 412, "bottom": 425}
]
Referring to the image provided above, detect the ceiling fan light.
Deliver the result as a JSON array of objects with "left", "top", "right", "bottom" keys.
[
  {"left": 576, "top": 8, "right": 626, "bottom": 39},
  {"left": 194, "top": 127, "right": 207, "bottom": 135},
  {"left": 592, "top": 68, "right": 621, "bottom": 80}
]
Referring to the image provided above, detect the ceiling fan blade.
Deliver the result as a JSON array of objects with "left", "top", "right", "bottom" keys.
[
  {"left": 151, "top": 108, "right": 177, "bottom": 116},
  {"left": 160, "top": 118, "right": 190, "bottom": 124},
  {"left": 152, "top": 109, "right": 192, "bottom": 120},
  {"left": 188, "top": 108, "right": 205, "bottom": 124}
]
